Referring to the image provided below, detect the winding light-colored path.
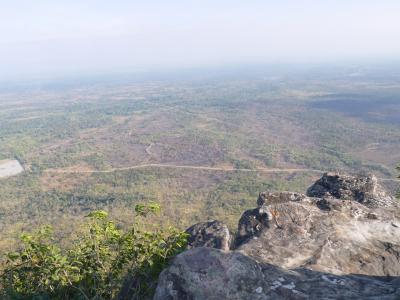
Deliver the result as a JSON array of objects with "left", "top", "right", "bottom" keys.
[{"left": 42, "top": 163, "right": 400, "bottom": 182}]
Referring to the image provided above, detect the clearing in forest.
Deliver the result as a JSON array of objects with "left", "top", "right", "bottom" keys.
[{"left": 0, "top": 159, "right": 24, "bottom": 178}]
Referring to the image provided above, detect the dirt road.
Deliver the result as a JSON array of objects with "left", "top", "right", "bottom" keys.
[{"left": 43, "top": 163, "right": 400, "bottom": 182}]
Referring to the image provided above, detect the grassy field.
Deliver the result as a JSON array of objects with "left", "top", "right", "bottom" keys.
[{"left": 0, "top": 66, "right": 399, "bottom": 253}]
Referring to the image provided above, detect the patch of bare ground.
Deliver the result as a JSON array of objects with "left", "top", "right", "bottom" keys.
[
  {"left": 0, "top": 160, "right": 24, "bottom": 178},
  {"left": 349, "top": 143, "right": 400, "bottom": 167},
  {"left": 111, "top": 115, "right": 130, "bottom": 124},
  {"left": 41, "top": 164, "right": 93, "bottom": 191},
  {"left": 148, "top": 140, "right": 225, "bottom": 166}
]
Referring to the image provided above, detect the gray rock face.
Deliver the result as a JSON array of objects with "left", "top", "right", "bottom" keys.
[
  {"left": 154, "top": 173, "right": 400, "bottom": 299},
  {"left": 185, "top": 220, "right": 232, "bottom": 251},
  {"left": 154, "top": 247, "right": 400, "bottom": 300},
  {"left": 237, "top": 194, "right": 400, "bottom": 276},
  {"left": 307, "top": 172, "right": 397, "bottom": 208}
]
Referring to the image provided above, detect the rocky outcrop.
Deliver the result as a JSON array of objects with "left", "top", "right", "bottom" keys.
[
  {"left": 154, "top": 173, "right": 400, "bottom": 299},
  {"left": 237, "top": 192, "right": 400, "bottom": 276},
  {"left": 185, "top": 220, "right": 232, "bottom": 251},
  {"left": 307, "top": 172, "right": 397, "bottom": 208}
]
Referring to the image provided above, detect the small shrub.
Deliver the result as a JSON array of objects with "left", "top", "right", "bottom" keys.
[{"left": 1, "top": 203, "right": 188, "bottom": 299}]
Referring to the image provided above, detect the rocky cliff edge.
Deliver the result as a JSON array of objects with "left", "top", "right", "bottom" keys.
[{"left": 154, "top": 172, "right": 400, "bottom": 300}]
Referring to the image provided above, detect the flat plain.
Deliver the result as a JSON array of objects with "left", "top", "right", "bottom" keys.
[{"left": 0, "top": 66, "right": 399, "bottom": 252}]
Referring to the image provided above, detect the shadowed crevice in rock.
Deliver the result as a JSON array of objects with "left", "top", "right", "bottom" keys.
[{"left": 235, "top": 207, "right": 269, "bottom": 247}]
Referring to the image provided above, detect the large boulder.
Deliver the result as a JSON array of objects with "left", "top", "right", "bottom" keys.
[
  {"left": 185, "top": 220, "right": 232, "bottom": 251},
  {"left": 237, "top": 193, "right": 400, "bottom": 276},
  {"left": 307, "top": 172, "right": 397, "bottom": 208},
  {"left": 239, "top": 174, "right": 400, "bottom": 277},
  {"left": 154, "top": 247, "right": 400, "bottom": 300}
]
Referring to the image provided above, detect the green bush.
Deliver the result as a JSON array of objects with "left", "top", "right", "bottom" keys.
[{"left": 1, "top": 203, "right": 188, "bottom": 299}]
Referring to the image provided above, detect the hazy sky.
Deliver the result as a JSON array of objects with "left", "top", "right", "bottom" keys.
[{"left": 1, "top": 0, "right": 400, "bottom": 81}]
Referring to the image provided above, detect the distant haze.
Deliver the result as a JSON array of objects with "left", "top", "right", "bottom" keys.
[{"left": 1, "top": 1, "right": 400, "bottom": 82}]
